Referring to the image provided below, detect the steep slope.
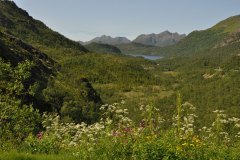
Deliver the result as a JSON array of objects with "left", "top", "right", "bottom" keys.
[
  {"left": 0, "top": 29, "right": 56, "bottom": 111},
  {"left": 211, "top": 15, "right": 240, "bottom": 33},
  {"left": 161, "top": 15, "right": 240, "bottom": 57},
  {"left": 85, "top": 42, "right": 122, "bottom": 54},
  {"left": 0, "top": 1, "right": 88, "bottom": 61},
  {"left": 133, "top": 31, "right": 186, "bottom": 47},
  {"left": 0, "top": 29, "right": 102, "bottom": 122},
  {"left": 0, "top": 1, "right": 103, "bottom": 122},
  {"left": 0, "top": 31, "right": 54, "bottom": 69},
  {"left": 84, "top": 35, "right": 131, "bottom": 45}
]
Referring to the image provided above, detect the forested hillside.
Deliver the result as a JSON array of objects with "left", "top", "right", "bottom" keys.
[
  {"left": 85, "top": 42, "right": 122, "bottom": 54},
  {"left": 116, "top": 42, "right": 162, "bottom": 55},
  {"left": 0, "top": 0, "right": 88, "bottom": 61},
  {"left": 160, "top": 15, "right": 240, "bottom": 57},
  {"left": 0, "top": 1, "right": 103, "bottom": 124},
  {"left": 0, "top": 0, "right": 239, "bottom": 131},
  {"left": 0, "top": 1, "right": 240, "bottom": 159}
]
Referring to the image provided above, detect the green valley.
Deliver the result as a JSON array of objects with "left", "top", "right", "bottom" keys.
[{"left": 0, "top": 1, "right": 240, "bottom": 159}]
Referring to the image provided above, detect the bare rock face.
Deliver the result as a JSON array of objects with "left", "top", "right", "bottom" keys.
[{"left": 133, "top": 31, "right": 186, "bottom": 47}]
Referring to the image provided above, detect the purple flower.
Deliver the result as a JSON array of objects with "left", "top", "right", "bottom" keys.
[{"left": 37, "top": 131, "right": 43, "bottom": 140}]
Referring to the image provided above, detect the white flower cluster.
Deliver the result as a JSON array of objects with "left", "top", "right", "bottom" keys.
[
  {"left": 40, "top": 102, "right": 240, "bottom": 153},
  {"left": 173, "top": 101, "right": 197, "bottom": 137},
  {"left": 139, "top": 104, "right": 164, "bottom": 132},
  {"left": 42, "top": 113, "right": 106, "bottom": 148},
  {"left": 41, "top": 101, "right": 135, "bottom": 149},
  {"left": 199, "top": 110, "right": 240, "bottom": 143},
  {"left": 100, "top": 101, "right": 133, "bottom": 128}
]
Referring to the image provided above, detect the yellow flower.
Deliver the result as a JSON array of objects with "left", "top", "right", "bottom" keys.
[
  {"left": 182, "top": 142, "right": 187, "bottom": 146},
  {"left": 176, "top": 146, "right": 182, "bottom": 151}
]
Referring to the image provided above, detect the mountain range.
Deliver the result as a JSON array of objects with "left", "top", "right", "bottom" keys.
[
  {"left": 80, "top": 31, "right": 186, "bottom": 47},
  {"left": 133, "top": 31, "right": 186, "bottom": 47},
  {"left": 81, "top": 35, "right": 131, "bottom": 45}
]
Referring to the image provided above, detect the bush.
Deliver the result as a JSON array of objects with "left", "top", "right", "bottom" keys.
[
  {"left": 0, "top": 59, "right": 41, "bottom": 148},
  {"left": 23, "top": 133, "right": 60, "bottom": 154}
]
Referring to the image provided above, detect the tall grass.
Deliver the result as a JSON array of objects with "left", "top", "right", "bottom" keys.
[{"left": 2, "top": 94, "right": 240, "bottom": 159}]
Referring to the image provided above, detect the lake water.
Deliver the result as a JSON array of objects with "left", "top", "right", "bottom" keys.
[{"left": 128, "top": 54, "right": 162, "bottom": 60}]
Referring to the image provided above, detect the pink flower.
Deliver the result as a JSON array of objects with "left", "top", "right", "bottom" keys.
[
  {"left": 112, "top": 130, "right": 119, "bottom": 137},
  {"left": 140, "top": 121, "right": 145, "bottom": 128},
  {"left": 123, "top": 127, "right": 131, "bottom": 133},
  {"left": 37, "top": 131, "right": 43, "bottom": 140}
]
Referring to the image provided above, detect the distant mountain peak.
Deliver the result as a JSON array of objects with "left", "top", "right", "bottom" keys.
[
  {"left": 162, "top": 30, "right": 171, "bottom": 34},
  {"left": 133, "top": 31, "right": 186, "bottom": 47},
  {"left": 84, "top": 35, "right": 131, "bottom": 45}
]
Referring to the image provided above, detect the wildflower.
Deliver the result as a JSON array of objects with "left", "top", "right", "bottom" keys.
[
  {"left": 220, "top": 119, "right": 228, "bottom": 124},
  {"left": 139, "top": 105, "right": 144, "bottom": 111},
  {"left": 69, "top": 141, "right": 77, "bottom": 146},
  {"left": 183, "top": 102, "right": 196, "bottom": 110},
  {"left": 202, "top": 126, "right": 207, "bottom": 130},
  {"left": 116, "top": 109, "right": 123, "bottom": 114},
  {"left": 37, "top": 131, "right": 43, "bottom": 140},
  {"left": 182, "top": 142, "right": 187, "bottom": 146},
  {"left": 176, "top": 146, "right": 182, "bottom": 151},
  {"left": 140, "top": 121, "right": 145, "bottom": 128},
  {"left": 112, "top": 130, "right": 120, "bottom": 137},
  {"left": 235, "top": 124, "right": 240, "bottom": 128},
  {"left": 105, "top": 118, "right": 113, "bottom": 125},
  {"left": 123, "top": 127, "right": 131, "bottom": 133}
]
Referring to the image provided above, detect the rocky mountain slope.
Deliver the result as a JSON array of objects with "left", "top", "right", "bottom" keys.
[
  {"left": 133, "top": 31, "right": 186, "bottom": 47},
  {"left": 83, "top": 35, "right": 131, "bottom": 45}
]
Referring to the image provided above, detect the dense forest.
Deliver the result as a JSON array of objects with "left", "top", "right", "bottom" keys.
[{"left": 0, "top": 1, "right": 240, "bottom": 159}]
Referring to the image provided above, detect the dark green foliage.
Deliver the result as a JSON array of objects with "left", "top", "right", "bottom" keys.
[
  {"left": 0, "top": 30, "right": 56, "bottom": 112},
  {"left": 24, "top": 134, "right": 60, "bottom": 154},
  {"left": 155, "top": 31, "right": 240, "bottom": 125},
  {"left": 0, "top": 2, "right": 240, "bottom": 159},
  {"left": 43, "top": 76, "right": 102, "bottom": 123},
  {"left": 0, "top": 59, "right": 41, "bottom": 147},
  {"left": 85, "top": 42, "right": 122, "bottom": 54},
  {"left": 61, "top": 53, "right": 158, "bottom": 84},
  {"left": 117, "top": 42, "right": 162, "bottom": 55},
  {"left": 0, "top": 1, "right": 102, "bottom": 123},
  {"left": 0, "top": 0, "right": 88, "bottom": 61}
]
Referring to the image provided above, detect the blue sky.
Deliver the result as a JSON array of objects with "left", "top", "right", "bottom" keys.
[{"left": 13, "top": 0, "right": 240, "bottom": 41}]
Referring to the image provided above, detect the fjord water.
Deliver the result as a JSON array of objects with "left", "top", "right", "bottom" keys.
[{"left": 128, "top": 54, "right": 162, "bottom": 60}]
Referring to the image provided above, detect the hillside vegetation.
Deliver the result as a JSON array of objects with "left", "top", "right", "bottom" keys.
[
  {"left": 85, "top": 42, "right": 122, "bottom": 54},
  {"left": 116, "top": 42, "right": 162, "bottom": 55},
  {"left": 0, "top": 0, "right": 88, "bottom": 61},
  {"left": 0, "top": 1, "right": 240, "bottom": 159},
  {"left": 160, "top": 15, "right": 240, "bottom": 57}
]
